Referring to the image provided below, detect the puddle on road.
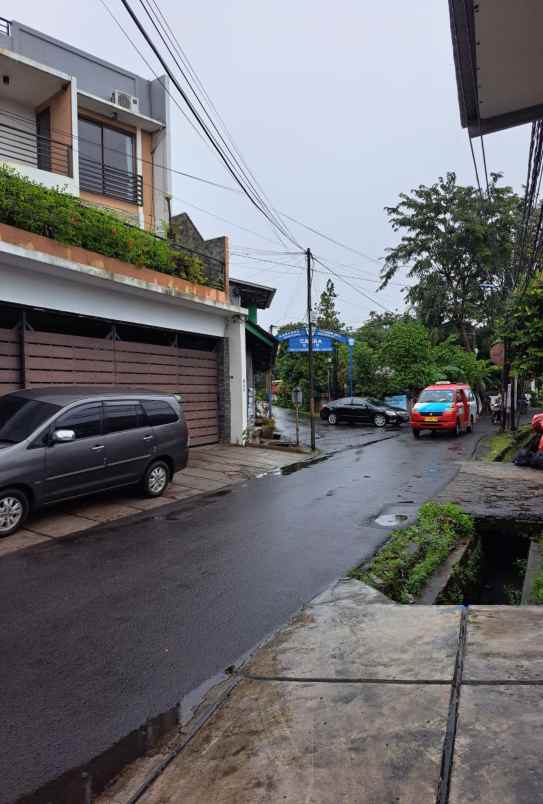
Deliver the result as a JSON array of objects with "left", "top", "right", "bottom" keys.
[
  {"left": 375, "top": 513, "right": 409, "bottom": 527},
  {"left": 280, "top": 455, "right": 329, "bottom": 476}
]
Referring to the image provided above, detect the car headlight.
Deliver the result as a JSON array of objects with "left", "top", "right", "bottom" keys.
[{"left": 385, "top": 410, "right": 397, "bottom": 416}]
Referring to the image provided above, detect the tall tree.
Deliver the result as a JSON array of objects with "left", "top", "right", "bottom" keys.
[
  {"left": 380, "top": 172, "right": 520, "bottom": 351},
  {"left": 314, "top": 279, "right": 341, "bottom": 331}
]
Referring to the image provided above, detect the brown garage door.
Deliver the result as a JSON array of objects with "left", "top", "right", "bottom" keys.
[
  {"left": 0, "top": 326, "right": 21, "bottom": 395},
  {"left": 0, "top": 326, "right": 219, "bottom": 446}
]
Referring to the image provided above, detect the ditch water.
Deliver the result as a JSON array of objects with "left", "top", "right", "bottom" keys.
[{"left": 437, "top": 518, "right": 536, "bottom": 606}]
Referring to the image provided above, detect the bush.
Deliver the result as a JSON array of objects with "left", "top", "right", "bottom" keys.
[
  {"left": 350, "top": 501, "right": 474, "bottom": 602},
  {"left": 0, "top": 166, "right": 207, "bottom": 285}
]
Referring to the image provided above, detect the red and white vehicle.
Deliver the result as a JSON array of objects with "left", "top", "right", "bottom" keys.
[{"left": 410, "top": 382, "right": 477, "bottom": 439}]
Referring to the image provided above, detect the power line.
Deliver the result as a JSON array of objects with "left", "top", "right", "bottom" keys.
[
  {"left": 118, "top": 0, "right": 302, "bottom": 248},
  {"left": 139, "top": 0, "right": 299, "bottom": 254},
  {"left": 313, "top": 256, "right": 393, "bottom": 313}
]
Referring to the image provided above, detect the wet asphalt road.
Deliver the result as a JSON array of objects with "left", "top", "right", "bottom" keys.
[{"left": 0, "top": 422, "right": 491, "bottom": 803}]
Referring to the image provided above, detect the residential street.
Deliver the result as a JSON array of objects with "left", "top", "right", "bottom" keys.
[
  {"left": 0, "top": 423, "right": 489, "bottom": 803},
  {"left": 273, "top": 405, "right": 404, "bottom": 453}
]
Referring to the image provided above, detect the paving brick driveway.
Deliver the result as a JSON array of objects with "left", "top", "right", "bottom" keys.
[{"left": 0, "top": 445, "right": 305, "bottom": 559}]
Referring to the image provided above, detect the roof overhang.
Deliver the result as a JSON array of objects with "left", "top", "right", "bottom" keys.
[
  {"left": 229, "top": 277, "right": 276, "bottom": 309},
  {"left": 0, "top": 48, "right": 70, "bottom": 107},
  {"left": 449, "top": 0, "right": 543, "bottom": 136},
  {"left": 77, "top": 90, "right": 164, "bottom": 133}
]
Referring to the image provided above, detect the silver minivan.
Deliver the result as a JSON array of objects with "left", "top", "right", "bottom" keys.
[{"left": 0, "top": 387, "right": 189, "bottom": 536}]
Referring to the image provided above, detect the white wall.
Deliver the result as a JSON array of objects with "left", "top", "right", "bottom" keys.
[
  {"left": 227, "top": 316, "right": 248, "bottom": 443},
  {"left": 0, "top": 259, "right": 229, "bottom": 339},
  {"left": 0, "top": 98, "right": 37, "bottom": 166},
  {"left": 151, "top": 75, "right": 172, "bottom": 235},
  {"left": 0, "top": 161, "right": 78, "bottom": 194}
]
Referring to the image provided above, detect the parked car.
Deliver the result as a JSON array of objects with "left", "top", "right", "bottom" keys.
[
  {"left": 0, "top": 387, "right": 189, "bottom": 537},
  {"left": 410, "top": 383, "right": 475, "bottom": 438},
  {"left": 320, "top": 397, "right": 410, "bottom": 427}
]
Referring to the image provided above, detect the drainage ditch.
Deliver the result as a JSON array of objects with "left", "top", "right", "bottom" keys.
[{"left": 433, "top": 518, "right": 535, "bottom": 606}]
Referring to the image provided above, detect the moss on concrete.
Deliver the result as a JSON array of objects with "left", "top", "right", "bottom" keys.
[{"left": 349, "top": 502, "right": 474, "bottom": 603}]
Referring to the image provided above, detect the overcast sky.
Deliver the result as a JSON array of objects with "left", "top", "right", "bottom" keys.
[{"left": 4, "top": 0, "right": 529, "bottom": 329}]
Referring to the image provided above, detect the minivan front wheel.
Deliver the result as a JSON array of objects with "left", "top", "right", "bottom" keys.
[
  {"left": 0, "top": 489, "right": 29, "bottom": 537},
  {"left": 143, "top": 460, "right": 170, "bottom": 498}
]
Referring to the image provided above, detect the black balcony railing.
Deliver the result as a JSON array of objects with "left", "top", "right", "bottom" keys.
[
  {"left": 0, "top": 17, "right": 10, "bottom": 36},
  {"left": 0, "top": 121, "right": 73, "bottom": 177},
  {"left": 79, "top": 155, "right": 143, "bottom": 206}
]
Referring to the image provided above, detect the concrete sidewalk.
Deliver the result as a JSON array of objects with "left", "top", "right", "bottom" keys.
[
  {"left": 99, "top": 578, "right": 543, "bottom": 804},
  {"left": 0, "top": 445, "right": 306, "bottom": 560}
]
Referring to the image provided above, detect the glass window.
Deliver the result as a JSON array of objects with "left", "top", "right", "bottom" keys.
[
  {"left": 0, "top": 396, "right": 60, "bottom": 444},
  {"left": 56, "top": 403, "right": 102, "bottom": 439},
  {"left": 78, "top": 117, "right": 136, "bottom": 201},
  {"left": 351, "top": 398, "right": 368, "bottom": 406},
  {"left": 418, "top": 390, "right": 454, "bottom": 403},
  {"left": 104, "top": 402, "right": 143, "bottom": 434},
  {"left": 142, "top": 400, "right": 178, "bottom": 426},
  {"left": 103, "top": 126, "right": 134, "bottom": 173},
  {"left": 78, "top": 118, "right": 102, "bottom": 165}
]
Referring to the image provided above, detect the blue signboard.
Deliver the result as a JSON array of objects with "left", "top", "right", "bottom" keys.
[
  {"left": 385, "top": 394, "right": 409, "bottom": 411},
  {"left": 288, "top": 335, "right": 333, "bottom": 352}
]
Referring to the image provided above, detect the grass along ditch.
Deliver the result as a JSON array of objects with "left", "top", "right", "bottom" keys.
[{"left": 350, "top": 501, "right": 543, "bottom": 606}]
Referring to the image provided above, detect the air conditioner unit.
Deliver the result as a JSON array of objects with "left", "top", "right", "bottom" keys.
[{"left": 111, "top": 90, "right": 140, "bottom": 113}]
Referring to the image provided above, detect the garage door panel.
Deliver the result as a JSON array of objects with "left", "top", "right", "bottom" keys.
[
  {"left": 1, "top": 325, "right": 221, "bottom": 446},
  {"left": 115, "top": 362, "right": 179, "bottom": 376},
  {"left": 26, "top": 356, "right": 115, "bottom": 373},
  {"left": 26, "top": 331, "right": 114, "bottom": 351},
  {"left": 27, "top": 370, "right": 116, "bottom": 384}
]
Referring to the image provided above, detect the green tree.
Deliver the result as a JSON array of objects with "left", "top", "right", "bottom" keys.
[
  {"left": 378, "top": 319, "right": 439, "bottom": 392},
  {"left": 507, "top": 280, "right": 543, "bottom": 377},
  {"left": 315, "top": 279, "right": 341, "bottom": 330},
  {"left": 381, "top": 172, "right": 520, "bottom": 350}
]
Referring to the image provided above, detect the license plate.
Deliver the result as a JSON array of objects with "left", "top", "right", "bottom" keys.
[{"left": 424, "top": 416, "right": 438, "bottom": 422}]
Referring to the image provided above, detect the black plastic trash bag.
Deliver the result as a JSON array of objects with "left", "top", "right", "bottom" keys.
[
  {"left": 529, "top": 452, "right": 543, "bottom": 470},
  {"left": 514, "top": 447, "right": 532, "bottom": 466}
]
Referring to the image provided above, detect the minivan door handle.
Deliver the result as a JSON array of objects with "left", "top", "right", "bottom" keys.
[
  {"left": 91, "top": 444, "right": 105, "bottom": 451},
  {"left": 143, "top": 435, "right": 153, "bottom": 441}
]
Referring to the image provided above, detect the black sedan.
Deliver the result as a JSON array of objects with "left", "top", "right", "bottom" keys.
[{"left": 320, "top": 397, "right": 409, "bottom": 427}]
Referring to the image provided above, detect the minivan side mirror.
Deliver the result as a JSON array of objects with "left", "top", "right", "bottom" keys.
[{"left": 53, "top": 429, "right": 76, "bottom": 444}]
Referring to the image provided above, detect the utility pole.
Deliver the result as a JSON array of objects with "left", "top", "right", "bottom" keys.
[{"left": 306, "top": 248, "right": 316, "bottom": 451}]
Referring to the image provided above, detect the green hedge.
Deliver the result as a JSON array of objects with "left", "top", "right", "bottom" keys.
[
  {"left": 0, "top": 166, "right": 207, "bottom": 285},
  {"left": 349, "top": 501, "right": 474, "bottom": 603}
]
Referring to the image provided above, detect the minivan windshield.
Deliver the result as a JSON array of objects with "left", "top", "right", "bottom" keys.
[
  {"left": 418, "top": 389, "right": 454, "bottom": 403},
  {"left": 0, "top": 396, "right": 61, "bottom": 443}
]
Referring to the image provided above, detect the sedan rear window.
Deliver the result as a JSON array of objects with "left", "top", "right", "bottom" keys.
[
  {"left": 0, "top": 395, "right": 60, "bottom": 443},
  {"left": 418, "top": 390, "right": 454, "bottom": 403}
]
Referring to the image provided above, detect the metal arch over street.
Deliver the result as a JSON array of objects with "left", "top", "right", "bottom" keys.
[{"left": 276, "top": 328, "right": 355, "bottom": 396}]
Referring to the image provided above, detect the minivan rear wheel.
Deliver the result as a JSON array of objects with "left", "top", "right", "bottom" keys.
[
  {"left": 143, "top": 460, "right": 170, "bottom": 498},
  {"left": 0, "top": 489, "right": 29, "bottom": 537}
]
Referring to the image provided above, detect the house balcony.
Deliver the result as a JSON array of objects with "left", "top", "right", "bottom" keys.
[
  {"left": 79, "top": 155, "right": 143, "bottom": 206},
  {"left": 0, "top": 120, "right": 73, "bottom": 179},
  {"left": 0, "top": 48, "right": 78, "bottom": 194}
]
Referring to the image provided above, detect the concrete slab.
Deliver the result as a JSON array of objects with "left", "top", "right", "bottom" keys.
[
  {"left": 0, "top": 529, "right": 51, "bottom": 557},
  {"left": 178, "top": 466, "right": 237, "bottom": 482},
  {"left": 310, "top": 578, "right": 393, "bottom": 607},
  {"left": 171, "top": 474, "right": 227, "bottom": 492},
  {"left": 450, "top": 685, "right": 543, "bottom": 804},
  {"left": 138, "top": 679, "right": 451, "bottom": 804},
  {"left": 164, "top": 485, "right": 204, "bottom": 500},
  {"left": 248, "top": 602, "right": 461, "bottom": 680},
  {"left": 27, "top": 512, "right": 98, "bottom": 538},
  {"left": 69, "top": 500, "right": 139, "bottom": 523},
  {"left": 464, "top": 606, "right": 543, "bottom": 681},
  {"left": 434, "top": 460, "right": 543, "bottom": 521},
  {"left": 128, "top": 495, "right": 178, "bottom": 511}
]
